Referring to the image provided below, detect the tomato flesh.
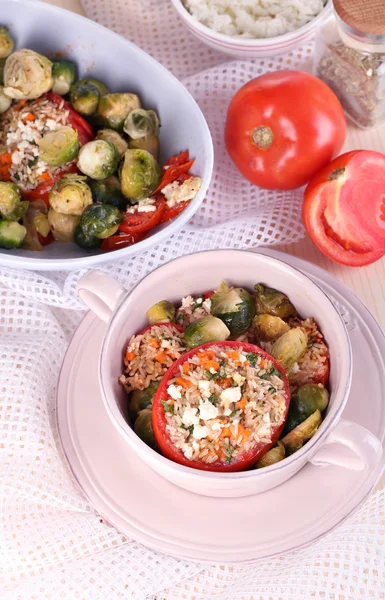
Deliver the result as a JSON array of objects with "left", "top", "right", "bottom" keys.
[
  {"left": 159, "top": 200, "right": 190, "bottom": 224},
  {"left": 152, "top": 340, "right": 291, "bottom": 472},
  {"left": 100, "top": 231, "right": 145, "bottom": 251},
  {"left": 119, "top": 197, "right": 166, "bottom": 234}
]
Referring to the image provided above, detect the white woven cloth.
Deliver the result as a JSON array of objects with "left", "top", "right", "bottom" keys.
[{"left": 1, "top": 0, "right": 384, "bottom": 598}]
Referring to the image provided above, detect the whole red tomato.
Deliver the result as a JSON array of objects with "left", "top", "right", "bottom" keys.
[
  {"left": 303, "top": 150, "right": 385, "bottom": 267},
  {"left": 225, "top": 70, "right": 346, "bottom": 191}
]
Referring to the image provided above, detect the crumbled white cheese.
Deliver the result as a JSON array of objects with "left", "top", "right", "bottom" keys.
[
  {"left": 258, "top": 413, "right": 271, "bottom": 438},
  {"left": 291, "top": 362, "right": 300, "bottom": 373},
  {"left": 192, "top": 424, "right": 208, "bottom": 440},
  {"left": 181, "top": 295, "right": 194, "bottom": 309},
  {"left": 239, "top": 354, "right": 247, "bottom": 363},
  {"left": 181, "top": 406, "right": 199, "bottom": 426},
  {"left": 162, "top": 176, "right": 202, "bottom": 208},
  {"left": 232, "top": 372, "right": 245, "bottom": 386},
  {"left": 45, "top": 118, "right": 59, "bottom": 131},
  {"left": 167, "top": 384, "right": 182, "bottom": 400},
  {"left": 195, "top": 297, "right": 203, "bottom": 305},
  {"left": 198, "top": 380, "right": 211, "bottom": 396},
  {"left": 220, "top": 386, "right": 242, "bottom": 407},
  {"left": 183, "top": 446, "right": 194, "bottom": 459},
  {"left": 161, "top": 339, "right": 171, "bottom": 349},
  {"left": 202, "top": 298, "right": 212, "bottom": 312},
  {"left": 211, "top": 422, "right": 222, "bottom": 431},
  {"left": 199, "top": 401, "right": 218, "bottom": 421},
  {"left": 125, "top": 198, "right": 156, "bottom": 214}
]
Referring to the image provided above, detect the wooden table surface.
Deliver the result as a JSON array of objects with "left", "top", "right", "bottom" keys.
[{"left": 43, "top": 0, "right": 385, "bottom": 492}]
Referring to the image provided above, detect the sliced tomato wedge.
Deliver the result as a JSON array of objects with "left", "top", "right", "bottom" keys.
[
  {"left": 163, "top": 150, "right": 190, "bottom": 169},
  {"left": 160, "top": 200, "right": 191, "bottom": 224},
  {"left": 154, "top": 152, "right": 195, "bottom": 194},
  {"left": 119, "top": 197, "right": 166, "bottom": 234},
  {"left": 21, "top": 163, "right": 79, "bottom": 205},
  {"left": 303, "top": 150, "right": 385, "bottom": 266},
  {"left": 100, "top": 231, "right": 145, "bottom": 252},
  {"left": 46, "top": 92, "right": 94, "bottom": 145},
  {"left": 152, "top": 340, "right": 290, "bottom": 472}
]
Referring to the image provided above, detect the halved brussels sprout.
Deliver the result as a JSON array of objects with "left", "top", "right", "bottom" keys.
[
  {"left": 254, "top": 283, "right": 297, "bottom": 319},
  {"left": 88, "top": 176, "right": 128, "bottom": 210},
  {"left": 0, "top": 26, "right": 14, "bottom": 59},
  {"left": 97, "top": 93, "right": 140, "bottom": 131},
  {"left": 78, "top": 204, "right": 122, "bottom": 239},
  {"left": 0, "top": 85, "right": 11, "bottom": 113},
  {"left": 49, "top": 174, "right": 93, "bottom": 216},
  {"left": 291, "top": 384, "right": 329, "bottom": 418},
  {"left": 146, "top": 300, "right": 175, "bottom": 325},
  {"left": 0, "top": 220, "right": 27, "bottom": 248},
  {"left": 0, "top": 181, "right": 21, "bottom": 218},
  {"left": 119, "top": 149, "right": 161, "bottom": 202},
  {"left": 52, "top": 59, "right": 77, "bottom": 96},
  {"left": 184, "top": 316, "right": 230, "bottom": 349},
  {"left": 21, "top": 199, "right": 47, "bottom": 251},
  {"left": 96, "top": 129, "right": 128, "bottom": 157},
  {"left": 33, "top": 211, "right": 51, "bottom": 238},
  {"left": 38, "top": 126, "right": 79, "bottom": 167},
  {"left": 271, "top": 327, "right": 308, "bottom": 370},
  {"left": 281, "top": 410, "right": 322, "bottom": 455},
  {"left": 128, "top": 381, "right": 159, "bottom": 423},
  {"left": 48, "top": 208, "right": 80, "bottom": 242},
  {"left": 73, "top": 223, "right": 101, "bottom": 249},
  {"left": 134, "top": 408, "right": 158, "bottom": 450},
  {"left": 256, "top": 441, "right": 285, "bottom": 468},
  {"left": 128, "top": 133, "right": 160, "bottom": 160},
  {"left": 253, "top": 314, "right": 290, "bottom": 342},
  {"left": 0, "top": 58, "right": 6, "bottom": 86},
  {"left": 78, "top": 140, "right": 120, "bottom": 180},
  {"left": 123, "top": 109, "right": 160, "bottom": 140},
  {"left": 211, "top": 281, "right": 255, "bottom": 337},
  {"left": 69, "top": 77, "right": 108, "bottom": 115},
  {"left": 4, "top": 49, "right": 53, "bottom": 100}
]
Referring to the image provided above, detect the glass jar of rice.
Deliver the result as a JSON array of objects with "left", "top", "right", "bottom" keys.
[{"left": 314, "top": 0, "right": 385, "bottom": 128}]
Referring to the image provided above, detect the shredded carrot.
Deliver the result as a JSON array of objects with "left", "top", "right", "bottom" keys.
[
  {"left": 155, "top": 351, "right": 167, "bottom": 363},
  {"left": 203, "top": 360, "right": 220, "bottom": 371},
  {"left": 168, "top": 399, "right": 175, "bottom": 406},
  {"left": 221, "top": 427, "right": 232, "bottom": 438},
  {"left": 227, "top": 350, "right": 240, "bottom": 361},
  {"left": 125, "top": 351, "right": 135, "bottom": 361},
  {"left": 39, "top": 172, "right": 51, "bottom": 181},
  {"left": 197, "top": 349, "right": 215, "bottom": 361},
  {"left": 175, "top": 377, "right": 191, "bottom": 389},
  {"left": 260, "top": 359, "right": 265, "bottom": 369},
  {"left": 182, "top": 362, "right": 190, "bottom": 375},
  {"left": 244, "top": 360, "right": 250, "bottom": 367},
  {"left": 237, "top": 423, "right": 245, "bottom": 436},
  {"left": 22, "top": 112, "right": 36, "bottom": 123},
  {"left": 242, "top": 428, "right": 251, "bottom": 441},
  {"left": 148, "top": 338, "right": 160, "bottom": 349},
  {"left": 237, "top": 398, "right": 248, "bottom": 410},
  {"left": 15, "top": 100, "right": 27, "bottom": 111},
  {"left": 167, "top": 352, "right": 176, "bottom": 359}
]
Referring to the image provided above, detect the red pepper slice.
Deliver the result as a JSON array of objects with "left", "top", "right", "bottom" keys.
[
  {"left": 159, "top": 200, "right": 191, "bottom": 224},
  {"left": 163, "top": 150, "right": 190, "bottom": 169},
  {"left": 119, "top": 197, "right": 166, "bottom": 234},
  {"left": 46, "top": 92, "right": 94, "bottom": 145},
  {"left": 100, "top": 231, "right": 145, "bottom": 252}
]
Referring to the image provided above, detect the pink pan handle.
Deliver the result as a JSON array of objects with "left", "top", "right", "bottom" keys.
[{"left": 77, "top": 270, "right": 126, "bottom": 323}]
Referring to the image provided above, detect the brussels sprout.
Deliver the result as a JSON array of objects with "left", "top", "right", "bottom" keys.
[
  {"left": 0, "top": 85, "right": 11, "bottom": 113},
  {"left": 210, "top": 281, "right": 255, "bottom": 337},
  {"left": 88, "top": 176, "right": 128, "bottom": 210},
  {"left": 254, "top": 283, "right": 297, "bottom": 319},
  {"left": 146, "top": 300, "right": 175, "bottom": 325},
  {"left": 281, "top": 410, "right": 322, "bottom": 455},
  {"left": 256, "top": 441, "right": 285, "bottom": 468},
  {"left": 128, "top": 133, "right": 160, "bottom": 160},
  {"left": 33, "top": 211, "right": 51, "bottom": 238},
  {"left": 128, "top": 380, "right": 159, "bottom": 423},
  {"left": 253, "top": 314, "right": 290, "bottom": 342},
  {"left": 97, "top": 93, "right": 140, "bottom": 131},
  {"left": 79, "top": 204, "right": 122, "bottom": 239},
  {"left": 282, "top": 411, "right": 306, "bottom": 436},
  {"left": 120, "top": 149, "right": 162, "bottom": 202},
  {"left": 271, "top": 327, "right": 308, "bottom": 370},
  {"left": 48, "top": 208, "right": 80, "bottom": 242},
  {"left": 96, "top": 129, "right": 128, "bottom": 157},
  {"left": 0, "top": 58, "right": 6, "bottom": 85},
  {"left": 21, "top": 199, "right": 47, "bottom": 251},
  {"left": 123, "top": 109, "right": 160, "bottom": 140},
  {"left": 291, "top": 384, "right": 329, "bottom": 418},
  {"left": 51, "top": 59, "right": 77, "bottom": 96},
  {"left": 78, "top": 140, "right": 120, "bottom": 180},
  {"left": 38, "top": 126, "right": 79, "bottom": 167},
  {"left": 49, "top": 174, "right": 93, "bottom": 216},
  {"left": 4, "top": 49, "right": 53, "bottom": 100},
  {"left": 0, "top": 26, "right": 14, "bottom": 59},
  {"left": 0, "top": 181, "right": 21, "bottom": 218},
  {"left": 73, "top": 223, "right": 101, "bottom": 249},
  {"left": 69, "top": 78, "right": 108, "bottom": 115},
  {"left": 134, "top": 408, "right": 158, "bottom": 450},
  {"left": 184, "top": 316, "right": 230, "bottom": 349},
  {"left": 0, "top": 220, "right": 27, "bottom": 248}
]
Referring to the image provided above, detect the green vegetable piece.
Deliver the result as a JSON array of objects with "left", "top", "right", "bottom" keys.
[
  {"left": 49, "top": 174, "right": 93, "bottom": 216},
  {"left": 146, "top": 300, "right": 175, "bottom": 325},
  {"left": 69, "top": 77, "right": 108, "bottom": 115},
  {"left": 78, "top": 139, "right": 120, "bottom": 180},
  {"left": 184, "top": 316, "right": 230, "bottom": 350},
  {"left": 48, "top": 208, "right": 80, "bottom": 242},
  {"left": 254, "top": 283, "right": 297, "bottom": 319},
  {"left": 0, "top": 220, "right": 27, "bottom": 248},
  {"left": 128, "top": 133, "right": 160, "bottom": 160},
  {"left": 0, "top": 26, "right": 14, "bottom": 59},
  {"left": 291, "top": 383, "right": 329, "bottom": 418},
  {"left": 128, "top": 380, "right": 159, "bottom": 423},
  {"left": 120, "top": 149, "right": 161, "bottom": 202},
  {"left": 0, "top": 58, "right": 6, "bottom": 85},
  {"left": 253, "top": 314, "right": 290, "bottom": 342},
  {"left": 271, "top": 327, "right": 308, "bottom": 370},
  {"left": 73, "top": 223, "right": 101, "bottom": 249},
  {"left": 97, "top": 93, "right": 140, "bottom": 131},
  {"left": 0, "top": 181, "right": 21, "bottom": 218},
  {"left": 0, "top": 85, "right": 11, "bottom": 113},
  {"left": 281, "top": 411, "right": 306, "bottom": 436},
  {"left": 79, "top": 203, "right": 122, "bottom": 239},
  {"left": 96, "top": 128, "right": 128, "bottom": 157},
  {"left": 134, "top": 408, "right": 158, "bottom": 450},
  {"left": 211, "top": 281, "right": 255, "bottom": 337},
  {"left": 281, "top": 410, "right": 322, "bottom": 455},
  {"left": 88, "top": 175, "right": 128, "bottom": 210},
  {"left": 4, "top": 49, "right": 53, "bottom": 100},
  {"left": 51, "top": 59, "right": 77, "bottom": 96},
  {"left": 38, "top": 126, "right": 79, "bottom": 166},
  {"left": 123, "top": 108, "right": 160, "bottom": 140},
  {"left": 256, "top": 441, "right": 285, "bottom": 468}
]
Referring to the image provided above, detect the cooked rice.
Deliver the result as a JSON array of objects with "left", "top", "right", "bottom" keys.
[
  {"left": 288, "top": 317, "right": 329, "bottom": 387},
  {"left": 175, "top": 294, "right": 212, "bottom": 327}
]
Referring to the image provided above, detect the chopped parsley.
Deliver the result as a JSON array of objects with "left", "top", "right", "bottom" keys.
[
  {"left": 229, "top": 410, "right": 237, "bottom": 417},
  {"left": 28, "top": 156, "right": 38, "bottom": 167},
  {"left": 225, "top": 443, "right": 235, "bottom": 464},
  {"left": 180, "top": 424, "right": 194, "bottom": 434},
  {"left": 162, "top": 400, "right": 174, "bottom": 413},
  {"left": 246, "top": 353, "right": 258, "bottom": 367},
  {"left": 13, "top": 172, "right": 20, "bottom": 181},
  {"left": 270, "top": 367, "right": 281, "bottom": 378},
  {"left": 208, "top": 394, "right": 217, "bottom": 405},
  {"left": 204, "top": 369, "right": 220, "bottom": 380},
  {"left": 260, "top": 374, "right": 270, "bottom": 380}
]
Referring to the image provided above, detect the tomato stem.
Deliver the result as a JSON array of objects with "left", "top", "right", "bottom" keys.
[{"left": 251, "top": 126, "right": 274, "bottom": 150}]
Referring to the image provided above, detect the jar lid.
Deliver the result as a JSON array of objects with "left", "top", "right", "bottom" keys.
[{"left": 334, "top": 0, "right": 385, "bottom": 36}]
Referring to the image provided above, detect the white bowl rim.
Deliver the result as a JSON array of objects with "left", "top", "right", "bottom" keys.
[
  {"left": 99, "top": 248, "right": 352, "bottom": 481},
  {"left": 170, "top": 0, "right": 332, "bottom": 48},
  {"left": 0, "top": 0, "right": 214, "bottom": 271}
]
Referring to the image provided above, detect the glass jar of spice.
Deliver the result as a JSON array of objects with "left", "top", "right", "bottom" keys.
[{"left": 314, "top": 0, "right": 385, "bottom": 128}]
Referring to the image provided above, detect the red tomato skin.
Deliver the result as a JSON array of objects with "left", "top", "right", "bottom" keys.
[
  {"left": 152, "top": 340, "right": 291, "bottom": 472},
  {"left": 100, "top": 231, "right": 145, "bottom": 251},
  {"left": 46, "top": 92, "right": 94, "bottom": 145},
  {"left": 225, "top": 70, "right": 346, "bottom": 191},
  {"left": 160, "top": 201, "right": 190, "bottom": 223},
  {"left": 119, "top": 197, "right": 166, "bottom": 234}
]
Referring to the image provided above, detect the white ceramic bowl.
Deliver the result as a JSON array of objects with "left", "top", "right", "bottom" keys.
[
  {"left": 170, "top": 0, "right": 332, "bottom": 58},
  {"left": 0, "top": 0, "right": 213, "bottom": 271},
  {"left": 76, "top": 250, "right": 383, "bottom": 498}
]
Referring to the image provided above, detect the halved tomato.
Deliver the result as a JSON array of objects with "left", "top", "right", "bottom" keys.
[
  {"left": 303, "top": 150, "right": 385, "bottom": 266},
  {"left": 100, "top": 231, "right": 145, "bottom": 251},
  {"left": 119, "top": 196, "right": 166, "bottom": 234}
]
